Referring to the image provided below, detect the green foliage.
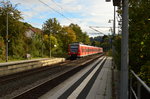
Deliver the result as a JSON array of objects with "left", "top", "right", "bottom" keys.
[
  {"left": 58, "top": 26, "right": 77, "bottom": 52},
  {"left": 82, "top": 32, "right": 91, "bottom": 45},
  {"left": 113, "top": 36, "right": 121, "bottom": 70},
  {"left": 0, "top": 0, "right": 44, "bottom": 60},
  {"left": 0, "top": 0, "right": 27, "bottom": 59},
  {"left": 43, "top": 18, "right": 62, "bottom": 35},
  {"left": 42, "top": 18, "right": 64, "bottom": 56},
  {"left": 113, "top": 0, "right": 150, "bottom": 85},
  {"left": 55, "top": 32, "right": 67, "bottom": 52},
  {"left": 138, "top": 61, "right": 150, "bottom": 86},
  {"left": 0, "top": 1, "right": 92, "bottom": 60},
  {"left": 50, "top": 35, "right": 58, "bottom": 52},
  {"left": 42, "top": 34, "right": 59, "bottom": 57},
  {"left": 42, "top": 19, "right": 92, "bottom": 57},
  {"left": 10, "top": 36, "right": 26, "bottom": 59},
  {"left": 0, "top": 36, "right": 5, "bottom": 60},
  {"left": 0, "top": 0, "right": 22, "bottom": 37},
  {"left": 129, "top": 0, "right": 150, "bottom": 73},
  {"left": 30, "top": 34, "right": 43, "bottom": 57},
  {"left": 69, "top": 23, "right": 91, "bottom": 45},
  {"left": 91, "top": 41, "right": 101, "bottom": 47},
  {"left": 106, "top": 49, "right": 112, "bottom": 56},
  {"left": 101, "top": 35, "right": 111, "bottom": 52}
]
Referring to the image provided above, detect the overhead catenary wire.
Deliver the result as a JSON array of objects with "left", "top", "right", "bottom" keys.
[
  {"left": 39, "top": 0, "right": 86, "bottom": 27},
  {"left": 39, "top": 0, "right": 111, "bottom": 36},
  {"left": 39, "top": 0, "right": 72, "bottom": 22},
  {"left": 50, "top": 0, "right": 75, "bottom": 19},
  {"left": 51, "top": 0, "right": 63, "bottom": 10},
  {"left": 89, "top": 26, "right": 105, "bottom": 35}
]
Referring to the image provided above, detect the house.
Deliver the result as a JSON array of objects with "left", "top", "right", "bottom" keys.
[{"left": 25, "top": 27, "right": 42, "bottom": 38}]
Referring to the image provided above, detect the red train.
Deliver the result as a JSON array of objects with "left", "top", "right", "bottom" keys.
[{"left": 68, "top": 42, "right": 103, "bottom": 59}]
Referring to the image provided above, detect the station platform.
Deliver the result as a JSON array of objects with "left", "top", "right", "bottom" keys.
[
  {"left": 0, "top": 58, "right": 53, "bottom": 66},
  {"left": 39, "top": 57, "right": 119, "bottom": 99},
  {"left": 0, "top": 58, "right": 65, "bottom": 76}
]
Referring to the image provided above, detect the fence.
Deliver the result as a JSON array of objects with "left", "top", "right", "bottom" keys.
[{"left": 130, "top": 70, "right": 150, "bottom": 99}]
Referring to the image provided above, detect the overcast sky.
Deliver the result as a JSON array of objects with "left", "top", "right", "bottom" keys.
[{"left": 11, "top": 0, "right": 116, "bottom": 37}]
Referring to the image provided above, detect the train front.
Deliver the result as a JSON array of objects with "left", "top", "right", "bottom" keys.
[{"left": 68, "top": 43, "right": 79, "bottom": 59}]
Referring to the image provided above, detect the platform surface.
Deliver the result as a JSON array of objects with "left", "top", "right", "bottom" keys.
[{"left": 39, "top": 57, "right": 113, "bottom": 99}]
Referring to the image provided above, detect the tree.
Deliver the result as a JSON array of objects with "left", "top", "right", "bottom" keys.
[
  {"left": 42, "top": 18, "right": 62, "bottom": 56},
  {"left": 0, "top": 0, "right": 28, "bottom": 59},
  {"left": 42, "top": 18, "right": 62, "bottom": 35},
  {"left": 100, "top": 35, "right": 111, "bottom": 51},
  {"left": 50, "top": 35, "right": 58, "bottom": 53},
  {"left": 113, "top": 35, "right": 121, "bottom": 70},
  {"left": 114, "top": 0, "right": 150, "bottom": 85},
  {"left": 0, "top": 0, "right": 22, "bottom": 37},
  {"left": 69, "top": 23, "right": 91, "bottom": 44},
  {"left": 41, "top": 19, "right": 92, "bottom": 57},
  {"left": 129, "top": 0, "right": 150, "bottom": 72},
  {"left": 0, "top": 36, "right": 5, "bottom": 60},
  {"left": 59, "top": 26, "right": 77, "bottom": 52},
  {"left": 90, "top": 36, "right": 103, "bottom": 47},
  {"left": 139, "top": 61, "right": 150, "bottom": 86},
  {"left": 69, "top": 23, "right": 84, "bottom": 42},
  {"left": 30, "top": 34, "right": 43, "bottom": 57},
  {"left": 82, "top": 32, "right": 91, "bottom": 45},
  {"left": 63, "top": 26, "right": 76, "bottom": 42}
]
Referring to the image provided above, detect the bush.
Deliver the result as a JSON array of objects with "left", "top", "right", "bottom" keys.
[
  {"left": 106, "top": 49, "right": 112, "bottom": 56},
  {"left": 113, "top": 36, "right": 121, "bottom": 70},
  {"left": 52, "top": 49, "right": 68, "bottom": 58},
  {"left": 139, "top": 61, "right": 150, "bottom": 86},
  {"left": 0, "top": 36, "right": 5, "bottom": 61}
]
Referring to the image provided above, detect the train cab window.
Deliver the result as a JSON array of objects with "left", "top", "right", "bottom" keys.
[{"left": 70, "top": 45, "right": 78, "bottom": 52}]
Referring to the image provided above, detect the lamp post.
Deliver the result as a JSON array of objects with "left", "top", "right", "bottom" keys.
[
  {"left": 42, "top": 31, "right": 43, "bottom": 57},
  {"left": 41, "top": 25, "right": 44, "bottom": 57},
  {"left": 108, "top": 19, "right": 115, "bottom": 35},
  {"left": 108, "top": 5, "right": 116, "bottom": 36},
  {"left": 6, "top": 11, "right": 9, "bottom": 62},
  {"left": 108, "top": 19, "right": 115, "bottom": 67},
  {"left": 49, "top": 33, "right": 51, "bottom": 58}
]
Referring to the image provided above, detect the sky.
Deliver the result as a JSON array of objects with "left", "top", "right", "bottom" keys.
[{"left": 10, "top": 0, "right": 116, "bottom": 37}]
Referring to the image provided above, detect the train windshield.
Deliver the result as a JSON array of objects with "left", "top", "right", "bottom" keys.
[{"left": 70, "top": 45, "right": 78, "bottom": 52}]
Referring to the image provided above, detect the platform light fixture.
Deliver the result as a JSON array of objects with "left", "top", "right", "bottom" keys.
[
  {"left": 105, "top": 0, "right": 121, "bottom": 6},
  {"left": 113, "top": 0, "right": 121, "bottom": 6},
  {"left": 105, "top": 0, "right": 111, "bottom": 2}
]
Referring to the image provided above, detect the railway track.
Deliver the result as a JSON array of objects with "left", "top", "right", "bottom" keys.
[
  {"left": 0, "top": 54, "right": 103, "bottom": 98},
  {"left": 13, "top": 56, "right": 106, "bottom": 99},
  {"left": 0, "top": 62, "right": 68, "bottom": 85}
]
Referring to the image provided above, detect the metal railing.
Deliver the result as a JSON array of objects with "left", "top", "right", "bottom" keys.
[{"left": 130, "top": 70, "right": 150, "bottom": 99}]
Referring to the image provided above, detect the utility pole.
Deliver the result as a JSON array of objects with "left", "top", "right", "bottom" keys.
[
  {"left": 42, "top": 31, "right": 43, "bottom": 57},
  {"left": 112, "top": 6, "right": 116, "bottom": 67},
  {"left": 120, "top": 0, "right": 129, "bottom": 99},
  {"left": 113, "top": 6, "right": 116, "bottom": 36},
  {"left": 106, "top": 0, "right": 129, "bottom": 98}
]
